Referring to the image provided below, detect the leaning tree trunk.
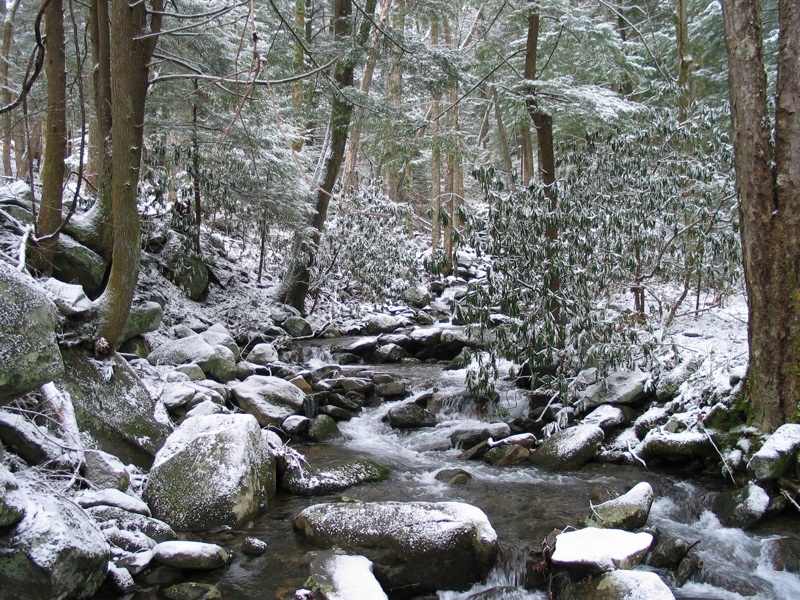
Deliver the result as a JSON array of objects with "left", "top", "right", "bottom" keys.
[
  {"left": 29, "top": 0, "right": 67, "bottom": 274},
  {"left": 93, "top": 0, "right": 162, "bottom": 346},
  {"left": 720, "top": 0, "right": 800, "bottom": 431},
  {"left": 279, "top": 0, "right": 357, "bottom": 312}
]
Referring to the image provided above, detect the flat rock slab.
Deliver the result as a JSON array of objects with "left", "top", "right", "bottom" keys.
[
  {"left": 641, "top": 429, "right": 714, "bottom": 460},
  {"left": 583, "top": 481, "right": 654, "bottom": 531},
  {"left": 559, "top": 569, "right": 675, "bottom": 600},
  {"left": 294, "top": 501, "right": 498, "bottom": 594},
  {"left": 747, "top": 424, "right": 800, "bottom": 481},
  {"left": 153, "top": 541, "right": 228, "bottom": 570},
  {"left": 529, "top": 425, "right": 604, "bottom": 471},
  {"left": 75, "top": 488, "right": 151, "bottom": 516},
  {"left": 304, "top": 551, "right": 388, "bottom": 600},
  {"left": 551, "top": 527, "right": 653, "bottom": 573},
  {"left": 282, "top": 460, "right": 390, "bottom": 496}
]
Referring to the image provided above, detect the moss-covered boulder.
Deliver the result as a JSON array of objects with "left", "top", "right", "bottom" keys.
[
  {"left": 52, "top": 233, "right": 107, "bottom": 296},
  {"left": 59, "top": 348, "right": 171, "bottom": 467},
  {"left": 231, "top": 375, "right": 306, "bottom": 427},
  {"left": 294, "top": 501, "right": 498, "bottom": 595},
  {"left": 307, "top": 414, "right": 341, "bottom": 442},
  {"left": 582, "top": 482, "right": 654, "bottom": 530},
  {"left": 529, "top": 425, "right": 604, "bottom": 471},
  {"left": 144, "top": 414, "right": 276, "bottom": 531},
  {"left": 558, "top": 570, "right": 674, "bottom": 600},
  {"left": 0, "top": 483, "right": 109, "bottom": 600},
  {"left": 154, "top": 230, "right": 208, "bottom": 300},
  {"left": 282, "top": 459, "right": 390, "bottom": 495},
  {"left": 121, "top": 301, "right": 163, "bottom": 344},
  {"left": 0, "top": 261, "right": 63, "bottom": 404},
  {"left": 747, "top": 424, "right": 800, "bottom": 482}
]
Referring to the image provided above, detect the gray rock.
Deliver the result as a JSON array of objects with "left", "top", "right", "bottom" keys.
[
  {"left": 41, "top": 277, "right": 93, "bottom": 316},
  {"left": 386, "top": 402, "right": 436, "bottom": 429},
  {"left": 365, "top": 314, "right": 401, "bottom": 334},
  {"left": 294, "top": 501, "right": 498, "bottom": 594},
  {"left": 711, "top": 482, "right": 770, "bottom": 529},
  {"left": 59, "top": 348, "right": 171, "bottom": 467},
  {"left": 307, "top": 415, "right": 340, "bottom": 442},
  {"left": 640, "top": 429, "right": 714, "bottom": 461},
  {"left": 402, "top": 286, "right": 431, "bottom": 308},
  {"left": 282, "top": 415, "right": 311, "bottom": 436},
  {"left": 175, "top": 364, "right": 205, "bottom": 381},
  {"left": 434, "top": 468, "right": 473, "bottom": 485},
  {"left": 154, "top": 230, "right": 208, "bottom": 300},
  {"left": 482, "top": 444, "right": 530, "bottom": 466},
  {"left": 747, "top": 424, "right": 800, "bottom": 482},
  {"left": 144, "top": 414, "right": 276, "bottom": 530},
  {"left": 241, "top": 537, "right": 268, "bottom": 556},
  {"left": 200, "top": 329, "right": 240, "bottom": 361},
  {"left": 0, "top": 262, "right": 63, "bottom": 404},
  {"left": 551, "top": 527, "right": 653, "bottom": 574},
  {"left": 206, "top": 345, "right": 237, "bottom": 383},
  {"left": 763, "top": 537, "right": 800, "bottom": 573},
  {"left": 104, "top": 527, "right": 155, "bottom": 553},
  {"left": 271, "top": 304, "right": 300, "bottom": 325},
  {"left": 558, "top": 570, "right": 674, "bottom": 600},
  {"left": 649, "top": 537, "right": 693, "bottom": 569},
  {"left": 0, "top": 411, "right": 74, "bottom": 470},
  {"left": 75, "top": 489, "right": 150, "bottom": 516},
  {"left": 247, "top": 343, "right": 279, "bottom": 365},
  {"left": 283, "top": 316, "right": 313, "bottom": 337},
  {"left": 339, "top": 337, "right": 378, "bottom": 355},
  {"left": 231, "top": 375, "right": 306, "bottom": 427},
  {"left": 529, "top": 425, "right": 604, "bottom": 471},
  {"left": 148, "top": 335, "right": 218, "bottom": 372},
  {"left": 408, "top": 327, "right": 442, "bottom": 346},
  {"left": 0, "top": 465, "right": 25, "bottom": 528},
  {"left": 114, "top": 549, "right": 154, "bottom": 575},
  {"left": 304, "top": 551, "right": 388, "bottom": 600},
  {"left": 450, "top": 423, "right": 511, "bottom": 449},
  {"left": 581, "top": 405, "right": 628, "bottom": 431},
  {"left": 372, "top": 343, "right": 408, "bottom": 363},
  {"left": 0, "top": 484, "right": 109, "bottom": 600},
  {"left": 52, "top": 233, "right": 107, "bottom": 296},
  {"left": 106, "top": 563, "right": 136, "bottom": 593},
  {"left": 121, "top": 301, "right": 163, "bottom": 344},
  {"left": 85, "top": 506, "right": 176, "bottom": 542},
  {"left": 152, "top": 541, "right": 228, "bottom": 570},
  {"left": 581, "top": 370, "right": 651, "bottom": 408},
  {"left": 282, "top": 460, "right": 390, "bottom": 496},
  {"left": 183, "top": 400, "right": 227, "bottom": 420},
  {"left": 161, "top": 382, "right": 197, "bottom": 411},
  {"left": 583, "top": 482, "right": 654, "bottom": 530}
]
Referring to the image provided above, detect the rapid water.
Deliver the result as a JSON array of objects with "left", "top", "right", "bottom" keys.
[{"left": 191, "top": 341, "right": 800, "bottom": 599}]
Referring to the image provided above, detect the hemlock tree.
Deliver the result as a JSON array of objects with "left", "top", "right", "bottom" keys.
[{"left": 720, "top": 0, "right": 800, "bottom": 431}]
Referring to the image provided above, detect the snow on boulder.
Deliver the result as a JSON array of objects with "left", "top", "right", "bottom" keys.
[
  {"left": 529, "top": 425, "right": 605, "bottom": 471},
  {"left": 583, "top": 482, "right": 654, "bottom": 531},
  {"left": 747, "top": 424, "right": 800, "bottom": 482},
  {"left": 41, "top": 277, "right": 93, "bottom": 316},
  {"left": 52, "top": 233, "right": 107, "bottom": 296},
  {"left": 199, "top": 328, "right": 240, "bottom": 361},
  {"left": 147, "top": 335, "right": 217, "bottom": 372},
  {"left": 364, "top": 314, "right": 401, "bottom": 335},
  {"left": 247, "top": 343, "right": 279, "bottom": 365},
  {"left": 304, "top": 550, "right": 388, "bottom": 600},
  {"left": 559, "top": 569, "right": 675, "bottom": 600},
  {"left": 409, "top": 327, "right": 442, "bottom": 347},
  {"left": 551, "top": 527, "right": 653, "bottom": 573},
  {"left": 0, "top": 483, "right": 109, "bottom": 599},
  {"left": 0, "top": 261, "right": 63, "bottom": 404},
  {"left": 0, "top": 465, "right": 25, "bottom": 528},
  {"left": 581, "top": 370, "right": 651, "bottom": 408},
  {"left": 152, "top": 540, "right": 228, "bottom": 570},
  {"left": 85, "top": 506, "right": 176, "bottom": 542},
  {"left": 144, "top": 413, "right": 276, "bottom": 530},
  {"left": 581, "top": 405, "right": 628, "bottom": 431},
  {"left": 283, "top": 315, "right": 313, "bottom": 337},
  {"left": 75, "top": 489, "right": 150, "bottom": 517},
  {"left": 282, "top": 460, "right": 390, "bottom": 496},
  {"left": 711, "top": 482, "right": 771, "bottom": 529},
  {"left": 121, "top": 300, "right": 163, "bottom": 343},
  {"left": 294, "top": 500, "right": 498, "bottom": 594},
  {"left": 206, "top": 344, "right": 237, "bottom": 383},
  {"left": 640, "top": 429, "right": 714, "bottom": 461},
  {"left": 231, "top": 375, "right": 307, "bottom": 427}
]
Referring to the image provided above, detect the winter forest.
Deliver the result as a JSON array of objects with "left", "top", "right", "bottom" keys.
[{"left": 0, "top": 0, "right": 799, "bottom": 598}]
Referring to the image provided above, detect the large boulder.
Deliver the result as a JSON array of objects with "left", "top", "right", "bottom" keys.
[
  {"left": 640, "top": 429, "right": 714, "bottom": 462},
  {"left": 147, "top": 335, "right": 218, "bottom": 372},
  {"left": 581, "top": 370, "right": 650, "bottom": 408},
  {"left": 582, "top": 482, "right": 654, "bottom": 530},
  {"left": 0, "top": 466, "right": 25, "bottom": 528},
  {"left": 711, "top": 482, "right": 770, "bottom": 529},
  {"left": 154, "top": 230, "right": 208, "bottom": 300},
  {"left": 0, "top": 261, "right": 63, "bottom": 404},
  {"left": 558, "top": 570, "right": 675, "bottom": 600},
  {"left": 0, "top": 411, "right": 76, "bottom": 470},
  {"left": 385, "top": 402, "right": 437, "bottom": 429},
  {"left": 365, "top": 314, "right": 401, "bottom": 334},
  {"left": 59, "top": 348, "right": 171, "bottom": 467},
  {"left": 747, "top": 424, "right": 800, "bottom": 482},
  {"left": 121, "top": 301, "right": 163, "bottom": 344},
  {"left": 152, "top": 541, "right": 228, "bottom": 570},
  {"left": 41, "top": 278, "right": 93, "bottom": 317},
  {"left": 283, "top": 316, "right": 313, "bottom": 338},
  {"left": 144, "top": 414, "right": 276, "bottom": 530},
  {"left": 282, "top": 460, "right": 390, "bottom": 496},
  {"left": 303, "top": 550, "right": 388, "bottom": 600},
  {"left": 231, "top": 375, "right": 306, "bottom": 427},
  {"left": 52, "top": 233, "right": 107, "bottom": 296},
  {"left": 294, "top": 501, "right": 498, "bottom": 594},
  {"left": 529, "top": 425, "right": 604, "bottom": 471},
  {"left": 551, "top": 527, "right": 653, "bottom": 574},
  {"left": 0, "top": 484, "right": 109, "bottom": 600}
]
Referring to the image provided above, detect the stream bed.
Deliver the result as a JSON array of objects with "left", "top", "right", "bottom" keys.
[{"left": 182, "top": 347, "right": 800, "bottom": 600}]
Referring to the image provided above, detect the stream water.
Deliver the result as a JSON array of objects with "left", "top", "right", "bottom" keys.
[{"left": 176, "top": 341, "right": 800, "bottom": 599}]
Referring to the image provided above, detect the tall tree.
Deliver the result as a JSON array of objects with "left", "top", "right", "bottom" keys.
[
  {"left": 1, "top": 0, "right": 21, "bottom": 177},
  {"left": 720, "top": 0, "right": 799, "bottom": 431}
]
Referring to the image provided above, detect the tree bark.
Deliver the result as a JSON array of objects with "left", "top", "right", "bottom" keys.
[
  {"left": 279, "top": 0, "right": 358, "bottom": 312},
  {"left": 675, "top": 0, "right": 692, "bottom": 120},
  {"left": 721, "top": 0, "right": 800, "bottom": 430},
  {"left": 385, "top": 0, "right": 405, "bottom": 201},
  {"left": 29, "top": 0, "right": 67, "bottom": 274},
  {"left": 1, "top": 0, "right": 21, "bottom": 177},
  {"left": 430, "top": 17, "right": 442, "bottom": 252}
]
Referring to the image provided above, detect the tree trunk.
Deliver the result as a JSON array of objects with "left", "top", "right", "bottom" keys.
[
  {"left": 29, "top": 0, "right": 67, "bottom": 274},
  {"left": 430, "top": 17, "right": 442, "bottom": 252},
  {"left": 93, "top": 0, "right": 162, "bottom": 346},
  {"left": 675, "top": 0, "right": 692, "bottom": 120},
  {"left": 385, "top": 0, "right": 405, "bottom": 201},
  {"left": 279, "top": 0, "right": 357, "bottom": 312},
  {"left": 1, "top": 0, "right": 20, "bottom": 177},
  {"left": 493, "top": 86, "right": 514, "bottom": 187},
  {"left": 721, "top": 0, "right": 800, "bottom": 430}
]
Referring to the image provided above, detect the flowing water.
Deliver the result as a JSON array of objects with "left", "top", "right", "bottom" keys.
[{"left": 167, "top": 340, "right": 800, "bottom": 599}]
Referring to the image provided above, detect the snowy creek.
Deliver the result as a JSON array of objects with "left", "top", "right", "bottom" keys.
[{"left": 178, "top": 337, "right": 800, "bottom": 600}]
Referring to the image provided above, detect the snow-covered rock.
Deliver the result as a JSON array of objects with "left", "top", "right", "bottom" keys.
[
  {"left": 409, "top": 326, "right": 442, "bottom": 346},
  {"left": 529, "top": 424, "right": 605, "bottom": 471},
  {"left": 640, "top": 429, "right": 714, "bottom": 461},
  {"left": 247, "top": 343, "right": 279, "bottom": 365},
  {"left": 283, "top": 315, "right": 313, "bottom": 337},
  {"left": 0, "top": 411, "right": 75, "bottom": 470},
  {"left": 402, "top": 285, "right": 431, "bottom": 308},
  {"left": 0, "top": 261, "right": 63, "bottom": 404},
  {"left": 144, "top": 414, "right": 276, "bottom": 530},
  {"left": 206, "top": 344, "right": 237, "bottom": 382},
  {"left": 656, "top": 357, "right": 703, "bottom": 401},
  {"left": 84, "top": 450, "right": 130, "bottom": 491},
  {"left": 231, "top": 375, "right": 306, "bottom": 427},
  {"left": 200, "top": 328, "right": 240, "bottom": 361},
  {"left": 0, "top": 465, "right": 25, "bottom": 528},
  {"left": 52, "top": 233, "right": 107, "bottom": 296},
  {"left": 161, "top": 382, "right": 196, "bottom": 410},
  {"left": 148, "top": 335, "right": 217, "bottom": 370},
  {"left": 583, "top": 482, "right": 654, "bottom": 530},
  {"left": 551, "top": 527, "right": 653, "bottom": 573},
  {"left": 152, "top": 540, "right": 228, "bottom": 570},
  {"left": 85, "top": 506, "right": 176, "bottom": 542},
  {"left": 581, "top": 370, "right": 651, "bottom": 408},
  {"left": 558, "top": 569, "right": 675, "bottom": 600},
  {"left": 747, "top": 424, "right": 800, "bottom": 481},
  {"left": 294, "top": 501, "right": 498, "bottom": 594},
  {"left": 450, "top": 422, "right": 512, "bottom": 449},
  {"left": 581, "top": 405, "right": 628, "bottom": 431},
  {"left": 59, "top": 348, "right": 171, "bottom": 465},
  {"left": 711, "top": 482, "right": 770, "bottom": 529},
  {"left": 371, "top": 342, "right": 408, "bottom": 363},
  {"left": 0, "top": 483, "right": 109, "bottom": 599},
  {"left": 42, "top": 277, "right": 93, "bottom": 316},
  {"left": 364, "top": 314, "right": 401, "bottom": 334},
  {"left": 304, "top": 551, "right": 388, "bottom": 600},
  {"left": 75, "top": 489, "right": 151, "bottom": 517},
  {"left": 282, "top": 460, "right": 390, "bottom": 496}
]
